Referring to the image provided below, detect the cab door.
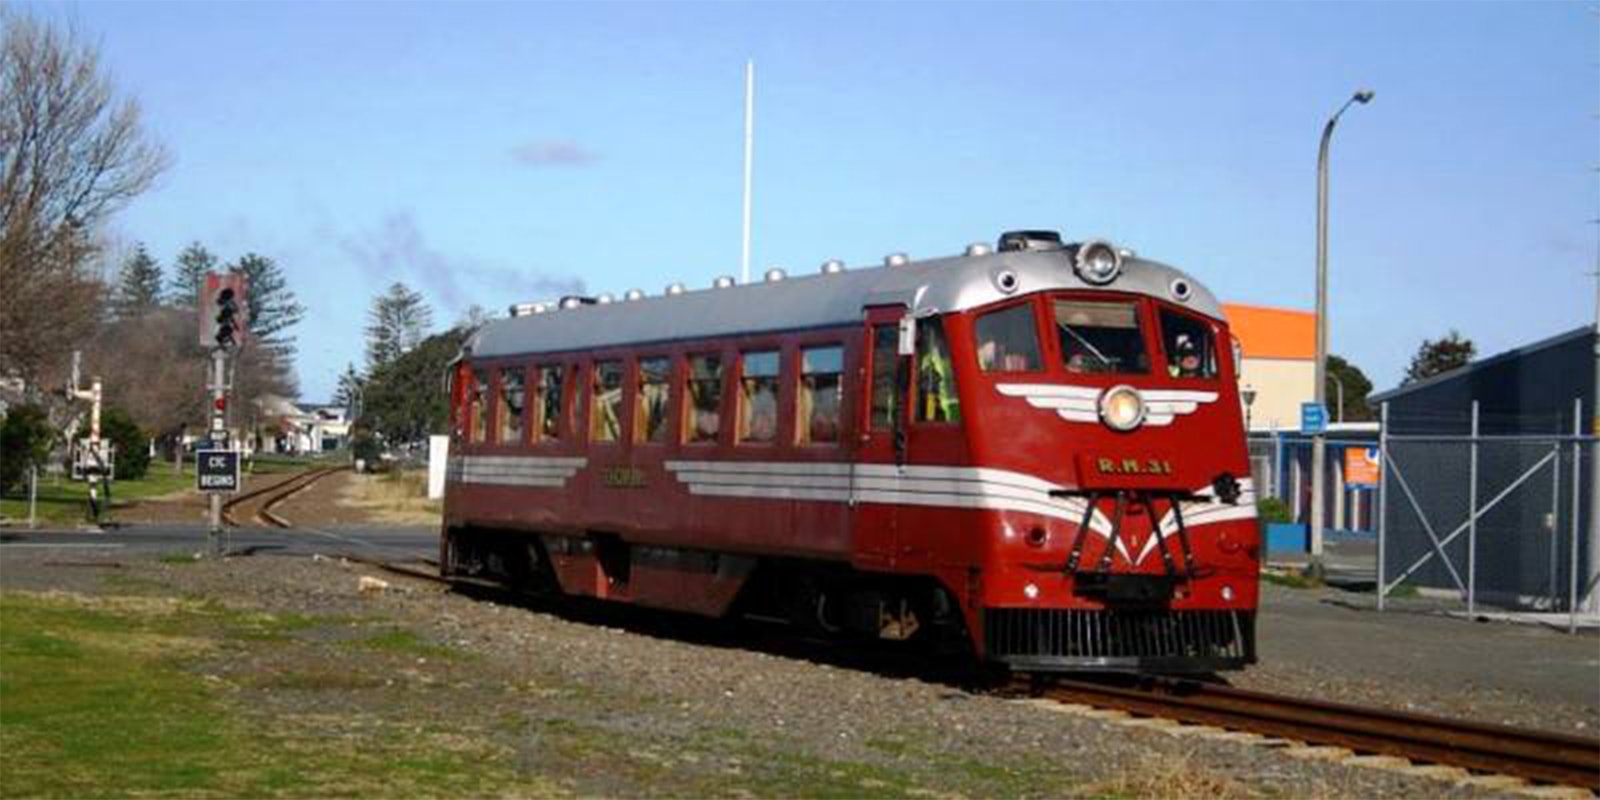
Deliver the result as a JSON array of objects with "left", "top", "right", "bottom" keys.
[{"left": 853, "top": 305, "right": 908, "bottom": 568}]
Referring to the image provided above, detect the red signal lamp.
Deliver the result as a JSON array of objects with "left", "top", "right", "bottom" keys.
[{"left": 214, "top": 397, "right": 227, "bottom": 412}]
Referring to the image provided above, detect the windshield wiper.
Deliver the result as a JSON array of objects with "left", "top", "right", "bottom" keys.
[{"left": 1059, "top": 324, "right": 1113, "bottom": 370}]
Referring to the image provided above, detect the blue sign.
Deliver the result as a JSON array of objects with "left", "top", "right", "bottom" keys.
[{"left": 1300, "top": 402, "right": 1328, "bottom": 434}]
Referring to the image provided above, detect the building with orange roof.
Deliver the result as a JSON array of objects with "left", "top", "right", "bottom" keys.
[{"left": 1222, "top": 303, "right": 1315, "bottom": 431}]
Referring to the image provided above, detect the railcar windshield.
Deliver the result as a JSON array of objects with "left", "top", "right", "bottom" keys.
[{"left": 1053, "top": 299, "right": 1150, "bottom": 375}]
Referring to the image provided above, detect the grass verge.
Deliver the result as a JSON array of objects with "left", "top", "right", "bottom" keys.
[{"left": 0, "top": 590, "right": 546, "bottom": 798}]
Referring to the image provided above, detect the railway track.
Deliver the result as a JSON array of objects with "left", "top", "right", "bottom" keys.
[
  {"left": 221, "top": 466, "right": 347, "bottom": 528},
  {"left": 329, "top": 552, "right": 1600, "bottom": 792},
  {"left": 1027, "top": 677, "right": 1600, "bottom": 791}
]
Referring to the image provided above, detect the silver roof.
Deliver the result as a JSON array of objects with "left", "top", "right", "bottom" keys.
[{"left": 467, "top": 247, "right": 1224, "bottom": 359}]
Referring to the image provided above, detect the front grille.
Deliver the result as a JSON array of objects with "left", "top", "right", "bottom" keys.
[{"left": 983, "top": 608, "right": 1255, "bottom": 672}]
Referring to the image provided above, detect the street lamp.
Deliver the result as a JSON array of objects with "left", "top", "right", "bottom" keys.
[
  {"left": 1310, "top": 88, "right": 1374, "bottom": 577},
  {"left": 1242, "top": 385, "right": 1258, "bottom": 432}
]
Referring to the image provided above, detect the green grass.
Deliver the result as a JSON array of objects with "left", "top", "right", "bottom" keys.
[
  {"left": 0, "top": 464, "right": 198, "bottom": 526},
  {"left": 0, "top": 457, "right": 341, "bottom": 526},
  {"left": 1260, "top": 570, "right": 1324, "bottom": 589},
  {"left": 348, "top": 627, "right": 467, "bottom": 660},
  {"left": 0, "top": 590, "right": 546, "bottom": 798}
]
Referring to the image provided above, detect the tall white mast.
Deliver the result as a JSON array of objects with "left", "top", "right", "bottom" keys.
[{"left": 740, "top": 60, "right": 755, "bottom": 285}]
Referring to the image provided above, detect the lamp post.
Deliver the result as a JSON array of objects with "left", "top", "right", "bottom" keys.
[
  {"left": 1310, "top": 88, "right": 1374, "bottom": 578},
  {"left": 1242, "top": 385, "right": 1258, "bottom": 432}
]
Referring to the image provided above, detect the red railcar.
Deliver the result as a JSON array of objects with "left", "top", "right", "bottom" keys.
[{"left": 442, "top": 230, "right": 1259, "bottom": 673}]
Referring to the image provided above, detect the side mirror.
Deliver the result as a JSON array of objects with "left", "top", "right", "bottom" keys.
[{"left": 897, "top": 315, "right": 916, "bottom": 357}]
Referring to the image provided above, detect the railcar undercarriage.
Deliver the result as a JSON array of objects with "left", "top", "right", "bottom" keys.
[{"left": 442, "top": 525, "right": 1254, "bottom": 675}]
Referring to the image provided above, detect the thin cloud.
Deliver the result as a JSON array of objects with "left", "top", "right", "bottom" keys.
[
  {"left": 340, "top": 211, "right": 585, "bottom": 315},
  {"left": 509, "top": 139, "right": 600, "bottom": 167}
]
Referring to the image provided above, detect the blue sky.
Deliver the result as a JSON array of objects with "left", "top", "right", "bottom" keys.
[{"left": 33, "top": 1, "right": 1600, "bottom": 402}]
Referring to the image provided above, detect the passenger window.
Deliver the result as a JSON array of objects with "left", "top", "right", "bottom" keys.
[
  {"left": 636, "top": 357, "right": 671, "bottom": 444},
  {"left": 916, "top": 318, "right": 961, "bottom": 423},
  {"left": 1160, "top": 309, "right": 1219, "bottom": 379},
  {"left": 799, "top": 345, "right": 843, "bottom": 445},
  {"left": 498, "top": 367, "right": 525, "bottom": 445},
  {"left": 536, "top": 364, "right": 563, "bottom": 442},
  {"left": 591, "top": 360, "right": 624, "bottom": 443},
  {"left": 974, "top": 303, "right": 1042, "bottom": 372},
  {"left": 685, "top": 354, "right": 723, "bottom": 444},
  {"left": 869, "top": 324, "right": 898, "bottom": 431},
  {"left": 738, "top": 350, "right": 780, "bottom": 443},
  {"left": 1054, "top": 300, "right": 1150, "bottom": 375},
  {"left": 469, "top": 369, "right": 488, "bottom": 443}
]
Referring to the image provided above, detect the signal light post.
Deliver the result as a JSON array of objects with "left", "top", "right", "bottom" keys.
[{"left": 200, "top": 273, "right": 247, "bottom": 555}]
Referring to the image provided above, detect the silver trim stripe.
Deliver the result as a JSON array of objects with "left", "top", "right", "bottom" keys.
[
  {"left": 664, "top": 460, "right": 1256, "bottom": 566},
  {"left": 448, "top": 455, "right": 588, "bottom": 488},
  {"left": 996, "top": 384, "right": 1219, "bottom": 427}
]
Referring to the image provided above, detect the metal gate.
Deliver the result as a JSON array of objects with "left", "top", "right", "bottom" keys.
[{"left": 1377, "top": 401, "right": 1595, "bottom": 630}]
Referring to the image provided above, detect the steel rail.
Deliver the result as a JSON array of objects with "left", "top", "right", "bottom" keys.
[
  {"left": 1039, "top": 678, "right": 1600, "bottom": 790},
  {"left": 221, "top": 466, "right": 345, "bottom": 528}
]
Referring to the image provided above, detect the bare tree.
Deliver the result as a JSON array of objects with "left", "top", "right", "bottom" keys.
[{"left": 0, "top": 9, "right": 169, "bottom": 383}]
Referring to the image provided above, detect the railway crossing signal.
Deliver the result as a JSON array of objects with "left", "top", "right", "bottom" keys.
[{"left": 198, "top": 271, "right": 247, "bottom": 555}]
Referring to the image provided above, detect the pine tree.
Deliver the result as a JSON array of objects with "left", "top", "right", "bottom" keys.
[
  {"left": 365, "top": 282, "right": 433, "bottom": 372},
  {"left": 167, "top": 241, "right": 216, "bottom": 308},
  {"left": 333, "top": 363, "right": 365, "bottom": 418},
  {"left": 112, "top": 244, "right": 164, "bottom": 319},
  {"left": 229, "top": 252, "right": 305, "bottom": 356},
  {"left": 1402, "top": 331, "right": 1476, "bottom": 385}
]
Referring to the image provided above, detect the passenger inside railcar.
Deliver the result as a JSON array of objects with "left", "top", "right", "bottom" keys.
[{"left": 975, "top": 303, "right": 1043, "bottom": 373}]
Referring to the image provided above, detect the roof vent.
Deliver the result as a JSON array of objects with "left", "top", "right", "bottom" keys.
[
  {"left": 595, "top": 292, "right": 615, "bottom": 304},
  {"left": 965, "top": 242, "right": 993, "bottom": 257},
  {"left": 665, "top": 282, "right": 687, "bottom": 296},
  {"left": 884, "top": 252, "right": 910, "bottom": 267},
  {"left": 623, "top": 289, "right": 645, "bottom": 302},
  {"left": 713, "top": 275, "right": 737, "bottom": 289},
  {"left": 558, "top": 296, "right": 585, "bottom": 310},
  {"left": 820, "top": 258, "right": 846, "bottom": 274},
  {"left": 997, "top": 230, "right": 1064, "bottom": 252},
  {"left": 763, "top": 267, "right": 787, "bottom": 282}
]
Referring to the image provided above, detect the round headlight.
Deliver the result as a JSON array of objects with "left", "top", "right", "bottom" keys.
[
  {"left": 1100, "top": 385, "right": 1146, "bottom": 431},
  {"left": 1075, "top": 239, "right": 1123, "bottom": 285}
]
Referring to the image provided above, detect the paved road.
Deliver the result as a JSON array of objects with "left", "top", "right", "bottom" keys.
[{"left": 0, "top": 524, "right": 438, "bottom": 562}]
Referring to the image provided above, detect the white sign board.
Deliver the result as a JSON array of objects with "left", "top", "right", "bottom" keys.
[{"left": 427, "top": 435, "right": 449, "bottom": 500}]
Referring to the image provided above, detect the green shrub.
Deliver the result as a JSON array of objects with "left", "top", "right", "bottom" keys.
[
  {"left": 350, "top": 431, "right": 383, "bottom": 470},
  {"left": 101, "top": 408, "right": 151, "bottom": 481},
  {"left": 0, "top": 404, "right": 55, "bottom": 494},
  {"left": 1256, "top": 496, "right": 1294, "bottom": 525}
]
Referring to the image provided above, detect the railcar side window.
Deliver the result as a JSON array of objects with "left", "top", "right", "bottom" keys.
[
  {"left": 869, "top": 324, "right": 898, "bottom": 431},
  {"left": 798, "top": 345, "right": 843, "bottom": 445},
  {"left": 1053, "top": 300, "right": 1150, "bottom": 375},
  {"left": 685, "top": 354, "right": 723, "bottom": 444},
  {"left": 1159, "top": 308, "right": 1219, "bottom": 379},
  {"left": 738, "top": 350, "right": 780, "bottom": 444},
  {"left": 591, "top": 360, "right": 624, "bottom": 443},
  {"left": 974, "top": 303, "right": 1042, "bottom": 372},
  {"left": 915, "top": 318, "right": 961, "bottom": 423},
  {"left": 636, "top": 357, "right": 671, "bottom": 444},
  {"left": 498, "top": 367, "right": 526, "bottom": 445},
  {"left": 469, "top": 369, "right": 488, "bottom": 443},
  {"left": 536, "top": 365, "right": 563, "bottom": 442}
]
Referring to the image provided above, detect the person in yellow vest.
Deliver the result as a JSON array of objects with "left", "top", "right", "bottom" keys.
[{"left": 919, "top": 326, "right": 961, "bottom": 423}]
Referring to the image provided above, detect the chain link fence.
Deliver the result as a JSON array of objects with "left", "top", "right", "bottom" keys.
[
  {"left": 1376, "top": 402, "right": 1594, "bottom": 626},
  {"left": 1250, "top": 403, "right": 1597, "bottom": 630}
]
